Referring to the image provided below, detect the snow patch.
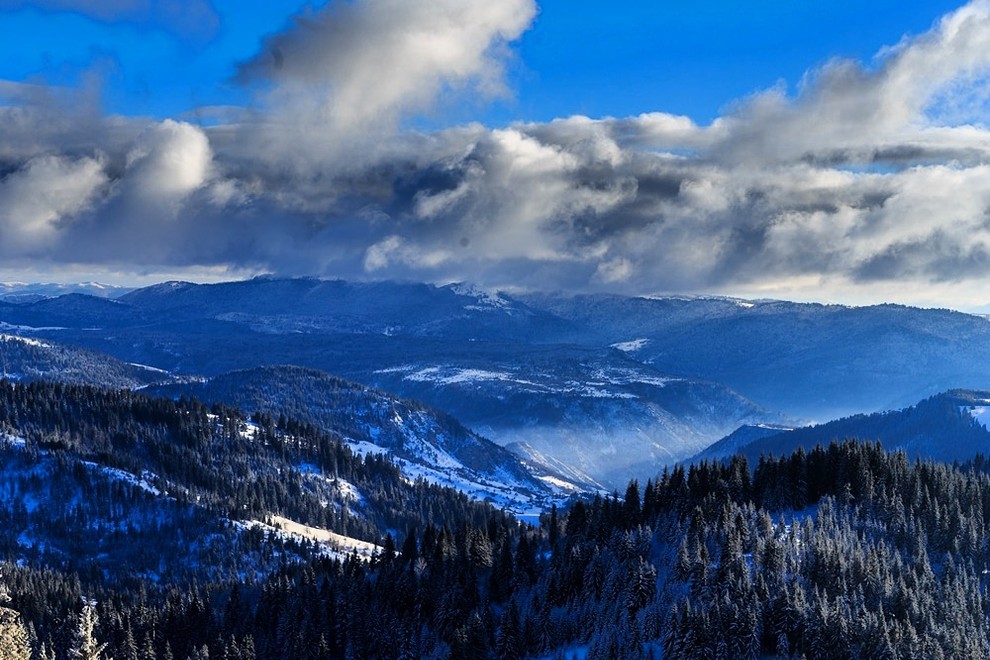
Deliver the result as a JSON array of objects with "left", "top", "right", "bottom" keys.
[
  {"left": 405, "top": 366, "right": 516, "bottom": 385},
  {"left": 127, "top": 362, "right": 171, "bottom": 375},
  {"left": 0, "top": 334, "right": 52, "bottom": 348},
  {"left": 448, "top": 283, "right": 511, "bottom": 310},
  {"left": 1, "top": 435, "right": 26, "bottom": 449},
  {"left": 80, "top": 462, "right": 164, "bottom": 497},
  {"left": 610, "top": 338, "right": 650, "bottom": 352},
  {"left": 0, "top": 322, "right": 67, "bottom": 332},
  {"left": 966, "top": 406, "right": 990, "bottom": 430},
  {"left": 537, "top": 474, "right": 585, "bottom": 491},
  {"left": 240, "top": 515, "right": 381, "bottom": 561}
]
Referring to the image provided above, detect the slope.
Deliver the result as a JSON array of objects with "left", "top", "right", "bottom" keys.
[
  {"left": 0, "top": 334, "right": 176, "bottom": 389},
  {"left": 0, "top": 380, "right": 520, "bottom": 585},
  {"left": 148, "top": 365, "right": 591, "bottom": 509},
  {"left": 694, "top": 389, "right": 990, "bottom": 465}
]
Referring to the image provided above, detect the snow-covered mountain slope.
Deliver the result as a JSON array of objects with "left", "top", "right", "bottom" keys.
[
  {"left": 0, "top": 281, "right": 132, "bottom": 303},
  {"left": 367, "top": 352, "right": 778, "bottom": 487},
  {"left": 148, "top": 365, "right": 591, "bottom": 511},
  {"left": 0, "top": 380, "right": 525, "bottom": 582},
  {"left": 691, "top": 390, "right": 990, "bottom": 466},
  {"left": 0, "top": 333, "right": 178, "bottom": 389},
  {"left": 0, "top": 435, "right": 319, "bottom": 584}
]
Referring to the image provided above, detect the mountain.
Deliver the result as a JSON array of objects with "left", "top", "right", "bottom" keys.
[
  {"left": 8, "top": 276, "right": 990, "bottom": 483},
  {"left": 148, "top": 365, "right": 592, "bottom": 510},
  {"left": 694, "top": 389, "right": 990, "bottom": 465},
  {"left": 0, "top": 281, "right": 132, "bottom": 303},
  {"left": 519, "top": 293, "right": 990, "bottom": 420},
  {"left": 365, "top": 349, "right": 777, "bottom": 487},
  {"left": 0, "top": 333, "right": 177, "bottom": 389},
  {"left": 0, "top": 278, "right": 789, "bottom": 485},
  {"left": 118, "top": 277, "right": 574, "bottom": 341},
  {"left": 0, "top": 379, "right": 518, "bottom": 586},
  {"left": 692, "top": 423, "right": 795, "bottom": 463}
]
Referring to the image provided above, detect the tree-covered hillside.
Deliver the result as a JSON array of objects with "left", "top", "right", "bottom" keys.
[{"left": 1, "top": 385, "right": 989, "bottom": 659}]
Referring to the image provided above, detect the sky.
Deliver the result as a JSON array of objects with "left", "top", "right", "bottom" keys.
[{"left": 2, "top": 1, "right": 990, "bottom": 310}]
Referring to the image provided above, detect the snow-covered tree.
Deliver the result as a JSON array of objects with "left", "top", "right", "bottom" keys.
[{"left": 70, "top": 599, "right": 110, "bottom": 660}]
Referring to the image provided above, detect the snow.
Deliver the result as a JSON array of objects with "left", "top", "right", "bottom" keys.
[
  {"left": 1, "top": 435, "right": 26, "bottom": 449},
  {"left": 0, "top": 322, "right": 67, "bottom": 332},
  {"left": 384, "top": 363, "right": 671, "bottom": 399},
  {"left": 239, "top": 516, "right": 381, "bottom": 561},
  {"left": 966, "top": 406, "right": 990, "bottom": 430},
  {"left": 239, "top": 421, "right": 260, "bottom": 441},
  {"left": 537, "top": 474, "right": 585, "bottom": 491},
  {"left": 0, "top": 334, "right": 52, "bottom": 348},
  {"left": 347, "top": 438, "right": 568, "bottom": 516},
  {"left": 81, "top": 462, "right": 164, "bottom": 497},
  {"left": 405, "top": 366, "right": 518, "bottom": 385},
  {"left": 298, "top": 467, "right": 366, "bottom": 505},
  {"left": 448, "top": 283, "right": 511, "bottom": 310},
  {"left": 610, "top": 338, "right": 650, "bottom": 352},
  {"left": 127, "top": 362, "right": 171, "bottom": 375}
]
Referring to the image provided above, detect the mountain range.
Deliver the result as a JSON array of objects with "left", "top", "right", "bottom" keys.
[{"left": 1, "top": 276, "right": 989, "bottom": 486}]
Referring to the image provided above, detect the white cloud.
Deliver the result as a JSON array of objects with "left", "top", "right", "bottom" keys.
[
  {"left": 124, "top": 119, "right": 211, "bottom": 201},
  {"left": 7, "top": 1, "right": 990, "bottom": 308},
  {"left": 0, "top": 155, "right": 106, "bottom": 254},
  {"left": 236, "top": 0, "right": 535, "bottom": 164}
]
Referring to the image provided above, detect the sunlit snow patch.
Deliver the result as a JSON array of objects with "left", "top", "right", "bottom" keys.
[
  {"left": 610, "top": 338, "right": 650, "bottom": 352},
  {"left": 239, "top": 515, "right": 382, "bottom": 561},
  {"left": 967, "top": 406, "right": 990, "bottom": 430},
  {"left": 0, "top": 334, "right": 52, "bottom": 348}
]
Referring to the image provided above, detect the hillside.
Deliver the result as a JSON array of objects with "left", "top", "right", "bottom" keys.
[
  {"left": 694, "top": 389, "right": 990, "bottom": 465},
  {"left": 148, "top": 365, "right": 592, "bottom": 509},
  {"left": 0, "top": 333, "right": 176, "bottom": 389},
  {"left": 0, "top": 380, "right": 516, "bottom": 564}
]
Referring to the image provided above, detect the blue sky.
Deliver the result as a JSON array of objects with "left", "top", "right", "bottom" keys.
[
  {"left": 3, "top": 0, "right": 990, "bottom": 310},
  {"left": 0, "top": 0, "right": 964, "bottom": 124}
]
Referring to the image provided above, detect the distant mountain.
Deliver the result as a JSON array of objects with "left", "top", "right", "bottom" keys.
[
  {"left": 148, "top": 365, "right": 593, "bottom": 510},
  {"left": 8, "top": 276, "right": 990, "bottom": 484},
  {"left": 366, "top": 350, "right": 778, "bottom": 487},
  {"left": 694, "top": 390, "right": 990, "bottom": 465},
  {"left": 0, "top": 278, "right": 790, "bottom": 486},
  {"left": 0, "top": 281, "right": 132, "bottom": 303},
  {"left": 118, "top": 277, "right": 574, "bottom": 341},
  {"left": 520, "top": 293, "right": 990, "bottom": 419},
  {"left": 0, "top": 333, "right": 177, "bottom": 389}
]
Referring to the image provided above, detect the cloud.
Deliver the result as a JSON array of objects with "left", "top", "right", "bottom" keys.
[
  {"left": 0, "top": 0, "right": 221, "bottom": 41},
  {"left": 124, "top": 119, "right": 212, "bottom": 200},
  {"left": 234, "top": 0, "right": 536, "bottom": 164},
  {"left": 7, "top": 1, "right": 990, "bottom": 308},
  {"left": 0, "top": 154, "right": 107, "bottom": 254}
]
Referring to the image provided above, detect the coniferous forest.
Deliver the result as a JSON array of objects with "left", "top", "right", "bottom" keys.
[{"left": 0, "top": 381, "right": 989, "bottom": 657}]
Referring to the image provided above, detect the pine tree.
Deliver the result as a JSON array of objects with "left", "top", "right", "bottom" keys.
[{"left": 70, "top": 599, "right": 110, "bottom": 660}]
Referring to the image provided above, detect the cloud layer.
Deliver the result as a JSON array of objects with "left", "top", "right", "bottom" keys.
[
  {"left": 0, "top": 0, "right": 220, "bottom": 40},
  {"left": 4, "top": 0, "right": 990, "bottom": 307}
]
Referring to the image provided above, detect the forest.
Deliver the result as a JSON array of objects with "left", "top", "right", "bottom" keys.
[{"left": 0, "top": 381, "right": 989, "bottom": 657}]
